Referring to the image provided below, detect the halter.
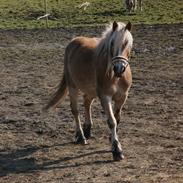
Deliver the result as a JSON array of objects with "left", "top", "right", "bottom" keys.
[{"left": 112, "top": 56, "right": 129, "bottom": 73}]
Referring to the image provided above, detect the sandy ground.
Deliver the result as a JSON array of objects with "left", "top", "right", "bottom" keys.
[{"left": 0, "top": 24, "right": 183, "bottom": 183}]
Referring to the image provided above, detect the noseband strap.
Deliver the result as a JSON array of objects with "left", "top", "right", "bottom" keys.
[{"left": 112, "top": 56, "right": 129, "bottom": 68}]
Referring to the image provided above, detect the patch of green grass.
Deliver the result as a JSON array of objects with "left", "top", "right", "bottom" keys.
[{"left": 0, "top": 0, "right": 182, "bottom": 29}]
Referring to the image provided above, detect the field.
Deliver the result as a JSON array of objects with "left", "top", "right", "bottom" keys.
[
  {"left": 0, "top": 0, "right": 183, "bottom": 183},
  {"left": 0, "top": 0, "right": 182, "bottom": 29},
  {"left": 0, "top": 23, "right": 183, "bottom": 182}
]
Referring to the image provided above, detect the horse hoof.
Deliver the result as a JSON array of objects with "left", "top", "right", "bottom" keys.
[
  {"left": 75, "top": 137, "right": 88, "bottom": 145},
  {"left": 112, "top": 151, "right": 124, "bottom": 161},
  {"left": 83, "top": 124, "right": 91, "bottom": 139},
  {"left": 84, "top": 131, "right": 91, "bottom": 139},
  {"left": 75, "top": 133, "right": 87, "bottom": 145}
]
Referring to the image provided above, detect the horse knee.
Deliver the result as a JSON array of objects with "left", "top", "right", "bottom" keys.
[
  {"left": 107, "top": 118, "right": 117, "bottom": 129},
  {"left": 116, "top": 116, "right": 121, "bottom": 125},
  {"left": 114, "top": 109, "right": 121, "bottom": 125}
]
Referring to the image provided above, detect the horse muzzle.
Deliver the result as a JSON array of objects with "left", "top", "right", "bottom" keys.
[{"left": 112, "top": 56, "right": 129, "bottom": 77}]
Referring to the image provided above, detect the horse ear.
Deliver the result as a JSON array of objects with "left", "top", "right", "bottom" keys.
[
  {"left": 112, "top": 21, "right": 118, "bottom": 31},
  {"left": 125, "top": 21, "right": 132, "bottom": 32}
]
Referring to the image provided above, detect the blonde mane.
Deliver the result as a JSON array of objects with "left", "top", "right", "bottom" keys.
[{"left": 95, "top": 22, "right": 133, "bottom": 74}]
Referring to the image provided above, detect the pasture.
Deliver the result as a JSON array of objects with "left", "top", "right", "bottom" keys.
[
  {"left": 0, "top": 0, "right": 183, "bottom": 183},
  {"left": 0, "top": 23, "right": 183, "bottom": 183},
  {"left": 0, "top": 0, "right": 182, "bottom": 28}
]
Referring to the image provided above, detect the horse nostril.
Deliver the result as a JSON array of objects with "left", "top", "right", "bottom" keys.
[
  {"left": 113, "top": 64, "right": 119, "bottom": 73},
  {"left": 113, "top": 63, "right": 124, "bottom": 77}
]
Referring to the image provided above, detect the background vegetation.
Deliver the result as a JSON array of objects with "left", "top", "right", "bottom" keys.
[{"left": 0, "top": 0, "right": 182, "bottom": 29}]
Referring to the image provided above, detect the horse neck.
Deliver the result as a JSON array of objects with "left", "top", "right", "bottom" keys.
[{"left": 95, "top": 37, "right": 112, "bottom": 77}]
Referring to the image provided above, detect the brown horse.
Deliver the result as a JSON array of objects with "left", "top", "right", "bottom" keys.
[
  {"left": 44, "top": 21, "right": 133, "bottom": 161},
  {"left": 125, "top": 0, "right": 142, "bottom": 12}
]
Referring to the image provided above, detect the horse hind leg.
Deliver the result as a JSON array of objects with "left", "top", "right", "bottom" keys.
[
  {"left": 69, "top": 87, "right": 87, "bottom": 144},
  {"left": 83, "top": 95, "right": 94, "bottom": 139},
  {"left": 125, "top": 0, "right": 131, "bottom": 13},
  {"left": 139, "top": 0, "right": 142, "bottom": 11},
  {"left": 114, "top": 93, "right": 128, "bottom": 127}
]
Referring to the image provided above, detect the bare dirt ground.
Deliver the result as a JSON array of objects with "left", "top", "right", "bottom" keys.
[{"left": 0, "top": 24, "right": 183, "bottom": 183}]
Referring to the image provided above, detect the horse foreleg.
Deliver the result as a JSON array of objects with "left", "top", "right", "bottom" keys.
[
  {"left": 69, "top": 88, "right": 87, "bottom": 144},
  {"left": 83, "top": 95, "right": 94, "bottom": 139},
  {"left": 100, "top": 96, "right": 124, "bottom": 161}
]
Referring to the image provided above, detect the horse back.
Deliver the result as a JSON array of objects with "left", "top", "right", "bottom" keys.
[{"left": 64, "top": 37, "right": 98, "bottom": 96}]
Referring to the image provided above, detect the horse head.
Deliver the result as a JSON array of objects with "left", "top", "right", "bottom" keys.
[{"left": 108, "top": 21, "right": 133, "bottom": 77}]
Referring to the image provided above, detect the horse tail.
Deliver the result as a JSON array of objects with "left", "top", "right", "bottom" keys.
[{"left": 44, "top": 74, "right": 68, "bottom": 111}]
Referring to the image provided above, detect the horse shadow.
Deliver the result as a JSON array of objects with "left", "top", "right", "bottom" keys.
[{"left": 0, "top": 142, "right": 112, "bottom": 177}]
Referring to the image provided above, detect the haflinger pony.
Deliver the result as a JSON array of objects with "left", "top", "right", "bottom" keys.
[
  {"left": 125, "top": 0, "right": 142, "bottom": 12},
  {"left": 44, "top": 21, "right": 133, "bottom": 161}
]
